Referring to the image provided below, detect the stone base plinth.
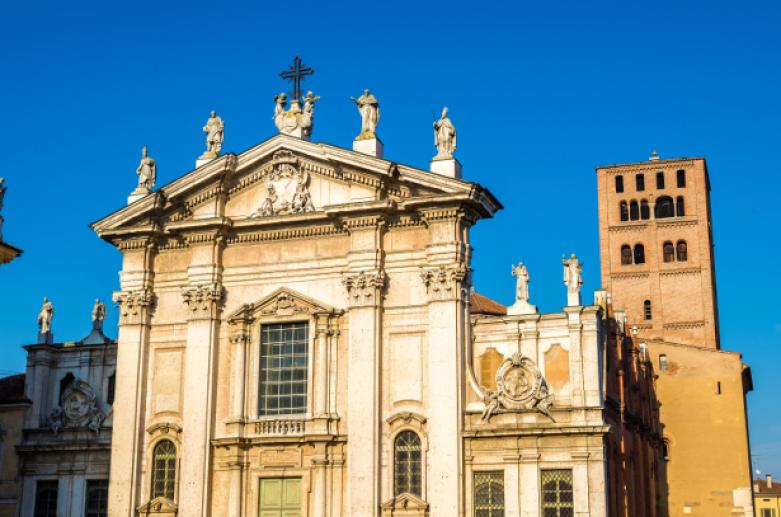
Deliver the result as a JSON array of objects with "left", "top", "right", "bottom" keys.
[
  {"left": 507, "top": 300, "right": 538, "bottom": 316},
  {"left": 127, "top": 188, "right": 150, "bottom": 205},
  {"left": 353, "top": 137, "right": 384, "bottom": 158},
  {"left": 196, "top": 152, "right": 219, "bottom": 168},
  {"left": 281, "top": 127, "right": 310, "bottom": 141},
  {"left": 430, "top": 157, "right": 462, "bottom": 179},
  {"left": 37, "top": 331, "right": 53, "bottom": 345}
]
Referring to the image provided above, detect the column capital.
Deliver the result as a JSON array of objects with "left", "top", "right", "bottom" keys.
[
  {"left": 420, "top": 263, "right": 470, "bottom": 302},
  {"left": 113, "top": 288, "right": 156, "bottom": 325},
  {"left": 181, "top": 283, "right": 225, "bottom": 320},
  {"left": 342, "top": 270, "right": 386, "bottom": 308}
]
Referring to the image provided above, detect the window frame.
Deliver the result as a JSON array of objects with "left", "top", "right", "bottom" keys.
[
  {"left": 85, "top": 479, "right": 108, "bottom": 517},
  {"left": 473, "top": 470, "right": 505, "bottom": 517},
  {"left": 663, "top": 241, "right": 675, "bottom": 263},
  {"left": 393, "top": 430, "right": 423, "bottom": 497},
  {"left": 633, "top": 244, "right": 645, "bottom": 265},
  {"left": 676, "top": 169, "right": 686, "bottom": 188},
  {"left": 676, "top": 240, "right": 688, "bottom": 262},
  {"left": 540, "top": 469, "right": 574, "bottom": 517},
  {"left": 34, "top": 479, "right": 58, "bottom": 517},
  {"left": 635, "top": 173, "right": 645, "bottom": 192},
  {"left": 257, "top": 321, "right": 311, "bottom": 417},
  {"left": 644, "top": 300, "right": 652, "bottom": 321},
  {"left": 620, "top": 245, "right": 632, "bottom": 265},
  {"left": 150, "top": 439, "right": 177, "bottom": 501},
  {"left": 615, "top": 175, "right": 624, "bottom": 193},
  {"left": 656, "top": 171, "right": 665, "bottom": 189}
]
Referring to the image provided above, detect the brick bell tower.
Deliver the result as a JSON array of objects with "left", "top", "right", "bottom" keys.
[{"left": 596, "top": 152, "right": 720, "bottom": 348}]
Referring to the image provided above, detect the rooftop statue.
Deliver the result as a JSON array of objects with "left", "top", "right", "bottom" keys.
[
  {"left": 135, "top": 146, "right": 156, "bottom": 193},
  {"left": 37, "top": 297, "right": 54, "bottom": 335},
  {"left": 202, "top": 111, "right": 224, "bottom": 157},
  {"left": 351, "top": 89, "right": 380, "bottom": 140},
  {"left": 433, "top": 107, "right": 457, "bottom": 159}
]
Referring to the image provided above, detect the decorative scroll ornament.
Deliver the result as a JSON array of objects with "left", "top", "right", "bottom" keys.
[
  {"left": 260, "top": 291, "right": 311, "bottom": 316},
  {"left": 252, "top": 150, "right": 315, "bottom": 218},
  {"left": 480, "top": 353, "right": 555, "bottom": 422},
  {"left": 48, "top": 379, "right": 105, "bottom": 434},
  {"left": 420, "top": 264, "right": 469, "bottom": 301},
  {"left": 342, "top": 271, "right": 387, "bottom": 307}
]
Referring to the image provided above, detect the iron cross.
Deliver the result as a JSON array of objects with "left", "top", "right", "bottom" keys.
[{"left": 280, "top": 56, "right": 314, "bottom": 100}]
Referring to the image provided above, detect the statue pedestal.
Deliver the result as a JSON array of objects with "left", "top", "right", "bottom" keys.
[
  {"left": 37, "top": 331, "right": 53, "bottom": 345},
  {"left": 196, "top": 151, "right": 219, "bottom": 168},
  {"left": 353, "top": 137, "right": 383, "bottom": 159},
  {"left": 430, "top": 157, "right": 462, "bottom": 179},
  {"left": 507, "top": 300, "right": 538, "bottom": 316},
  {"left": 281, "top": 127, "right": 310, "bottom": 141},
  {"left": 127, "top": 187, "right": 150, "bottom": 205},
  {"left": 567, "top": 289, "right": 582, "bottom": 307}
]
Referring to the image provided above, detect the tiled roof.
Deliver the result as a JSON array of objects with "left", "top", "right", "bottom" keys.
[
  {"left": 470, "top": 292, "right": 507, "bottom": 316},
  {"left": 755, "top": 478, "right": 781, "bottom": 496},
  {"left": 0, "top": 373, "right": 28, "bottom": 404}
]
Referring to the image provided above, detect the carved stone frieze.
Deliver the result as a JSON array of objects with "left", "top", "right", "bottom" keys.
[
  {"left": 251, "top": 150, "right": 315, "bottom": 218},
  {"left": 260, "top": 291, "right": 312, "bottom": 317},
  {"left": 181, "top": 283, "right": 224, "bottom": 318},
  {"left": 48, "top": 379, "right": 105, "bottom": 434},
  {"left": 342, "top": 271, "right": 387, "bottom": 307},
  {"left": 420, "top": 264, "right": 469, "bottom": 301},
  {"left": 480, "top": 352, "right": 555, "bottom": 422},
  {"left": 113, "top": 288, "right": 155, "bottom": 324}
]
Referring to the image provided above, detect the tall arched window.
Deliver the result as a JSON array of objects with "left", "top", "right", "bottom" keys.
[
  {"left": 394, "top": 431, "right": 421, "bottom": 497},
  {"left": 640, "top": 199, "right": 650, "bottom": 220},
  {"left": 151, "top": 440, "right": 177, "bottom": 500},
  {"left": 676, "top": 196, "right": 685, "bottom": 216},
  {"left": 655, "top": 196, "right": 674, "bottom": 218},
  {"left": 663, "top": 242, "right": 674, "bottom": 263},
  {"left": 615, "top": 175, "right": 624, "bottom": 193},
  {"left": 621, "top": 245, "right": 632, "bottom": 265},
  {"left": 633, "top": 244, "right": 645, "bottom": 264},
  {"left": 619, "top": 201, "right": 628, "bottom": 222},
  {"left": 677, "top": 240, "right": 688, "bottom": 261},
  {"left": 644, "top": 300, "right": 652, "bottom": 320},
  {"left": 629, "top": 201, "right": 639, "bottom": 221}
]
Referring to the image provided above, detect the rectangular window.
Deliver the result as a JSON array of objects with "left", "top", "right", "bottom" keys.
[
  {"left": 34, "top": 480, "right": 58, "bottom": 517},
  {"left": 85, "top": 480, "right": 108, "bottom": 517},
  {"left": 635, "top": 173, "right": 645, "bottom": 192},
  {"left": 474, "top": 471, "right": 504, "bottom": 517},
  {"left": 615, "top": 175, "right": 624, "bottom": 193},
  {"left": 259, "top": 478, "right": 301, "bottom": 517},
  {"left": 259, "top": 322, "right": 309, "bottom": 416},
  {"left": 541, "top": 469, "right": 574, "bottom": 517},
  {"left": 656, "top": 171, "right": 665, "bottom": 189},
  {"left": 677, "top": 169, "right": 686, "bottom": 188}
]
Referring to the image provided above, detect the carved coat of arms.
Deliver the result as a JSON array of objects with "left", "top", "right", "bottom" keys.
[
  {"left": 252, "top": 150, "right": 315, "bottom": 217},
  {"left": 481, "top": 352, "right": 555, "bottom": 422},
  {"left": 48, "top": 378, "right": 105, "bottom": 434}
]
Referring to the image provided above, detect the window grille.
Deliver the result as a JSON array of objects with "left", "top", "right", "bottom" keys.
[
  {"left": 394, "top": 431, "right": 422, "bottom": 497},
  {"left": 655, "top": 196, "right": 675, "bottom": 218},
  {"left": 151, "top": 440, "right": 177, "bottom": 500},
  {"left": 474, "top": 470, "right": 504, "bottom": 517},
  {"left": 541, "top": 469, "right": 574, "bottom": 517},
  {"left": 86, "top": 480, "right": 108, "bottom": 517},
  {"left": 34, "top": 480, "right": 58, "bottom": 517},
  {"left": 259, "top": 322, "right": 309, "bottom": 416}
]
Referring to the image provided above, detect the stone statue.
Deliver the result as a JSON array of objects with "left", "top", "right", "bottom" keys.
[
  {"left": 512, "top": 262, "right": 530, "bottom": 303},
  {"left": 37, "top": 297, "right": 54, "bottom": 334},
  {"left": 562, "top": 253, "right": 583, "bottom": 306},
  {"left": 351, "top": 89, "right": 380, "bottom": 140},
  {"left": 273, "top": 93, "right": 288, "bottom": 132},
  {"left": 433, "top": 107, "right": 457, "bottom": 159},
  {"left": 92, "top": 299, "right": 106, "bottom": 332},
  {"left": 202, "top": 111, "right": 224, "bottom": 157},
  {"left": 300, "top": 91, "right": 320, "bottom": 137},
  {"left": 135, "top": 146, "right": 156, "bottom": 193}
]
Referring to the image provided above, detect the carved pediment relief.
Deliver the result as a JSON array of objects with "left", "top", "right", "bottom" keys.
[
  {"left": 248, "top": 150, "right": 315, "bottom": 218},
  {"left": 381, "top": 493, "right": 429, "bottom": 516},
  {"left": 480, "top": 352, "right": 555, "bottom": 422},
  {"left": 227, "top": 287, "right": 339, "bottom": 323},
  {"left": 138, "top": 497, "right": 177, "bottom": 516},
  {"left": 48, "top": 378, "right": 105, "bottom": 434}
]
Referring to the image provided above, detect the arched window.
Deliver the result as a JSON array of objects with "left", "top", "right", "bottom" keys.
[
  {"left": 59, "top": 373, "right": 75, "bottom": 405},
  {"left": 676, "top": 169, "right": 686, "bottom": 188},
  {"left": 676, "top": 196, "right": 685, "bottom": 216},
  {"left": 643, "top": 300, "right": 652, "bottom": 320},
  {"left": 663, "top": 242, "right": 674, "bottom": 263},
  {"left": 151, "top": 440, "right": 177, "bottom": 500},
  {"left": 676, "top": 240, "right": 688, "bottom": 261},
  {"left": 656, "top": 171, "right": 665, "bottom": 189},
  {"left": 655, "top": 196, "right": 674, "bottom": 218},
  {"left": 633, "top": 244, "right": 645, "bottom": 264},
  {"left": 619, "top": 201, "right": 628, "bottom": 222},
  {"left": 629, "top": 201, "right": 639, "bottom": 221},
  {"left": 640, "top": 199, "right": 650, "bottom": 220},
  {"left": 621, "top": 245, "right": 632, "bottom": 265},
  {"left": 615, "top": 175, "right": 624, "bottom": 193},
  {"left": 394, "top": 431, "right": 421, "bottom": 497}
]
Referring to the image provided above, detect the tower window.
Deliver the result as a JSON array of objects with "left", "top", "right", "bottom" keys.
[
  {"left": 663, "top": 242, "right": 675, "bottom": 263},
  {"left": 677, "top": 169, "right": 686, "bottom": 188},
  {"left": 643, "top": 300, "right": 652, "bottom": 320},
  {"left": 656, "top": 171, "right": 665, "bottom": 189},
  {"left": 615, "top": 175, "right": 624, "bottom": 193},
  {"left": 640, "top": 199, "right": 650, "bottom": 220},
  {"left": 636, "top": 174, "right": 645, "bottom": 192},
  {"left": 633, "top": 244, "right": 645, "bottom": 264},
  {"left": 676, "top": 240, "right": 688, "bottom": 261},
  {"left": 655, "top": 196, "right": 674, "bottom": 218},
  {"left": 619, "top": 201, "right": 628, "bottom": 221},
  {"left": 629, "top": 200, "right": 639, "bottom": 221},
  {"left": 676, "top": 196, "right": 685, "bottom": 217},
  {"left": 621, "top": 245, "right": 632, "bottom": 265},
  {"left": 659, "top": 354, "right": 668, "bottom": 372}
]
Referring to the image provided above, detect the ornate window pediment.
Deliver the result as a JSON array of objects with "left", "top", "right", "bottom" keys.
[
  {"left": 137, "top": 496, "right": 177, "bottom": 516},
  {"left": 381, "top": 492, "right": 429, "bottom": 516},
  {"left": 227, "top": 287, "right": 339, "bottom": 323}
]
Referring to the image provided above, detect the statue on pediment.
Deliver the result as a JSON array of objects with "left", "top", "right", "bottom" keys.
[
  {"left": 273, "top": 93, "right": 288, "bottom": 131},
  {"left": 273, "top": 91, "right": 319, "bottom": 139},
  {"left": 37, "top": 297, "right": 53, "bottom": 334},
  {"left": 135, "top": 146, "right": 156, "bottom": 193},
  {"left": 202, "top": 111, "right": 224, "bottom": 157},
  {"left": 433, "top": 107, "right": 457, "bottom": 159},
  {"left": 563, "top": 253, "right": 583, "bottom": 306},
  {"left": 92, "top": 299, "right": 106, "bottom": 331},
  {"left": 351, "top": 89, "right": 380, "bottom": 140}
]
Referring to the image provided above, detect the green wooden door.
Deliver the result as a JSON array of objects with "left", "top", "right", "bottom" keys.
[{"left": 259, "top": 478, "right": 301, "bottom": 517}]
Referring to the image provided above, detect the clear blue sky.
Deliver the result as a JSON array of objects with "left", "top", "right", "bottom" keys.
[{"left": 1, "top": 0, "right": 779, "bottom": 476}]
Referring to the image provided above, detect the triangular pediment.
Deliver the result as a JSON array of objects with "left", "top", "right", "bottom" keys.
[
  {"left": 381, "top": 492, "right": 429, "bottom": 510},
  {"left": 92, "top": 134, "right": 500, "bottom": 240},
  {"left": 228, "top": 287, "right": 339, "bottom": 323}
]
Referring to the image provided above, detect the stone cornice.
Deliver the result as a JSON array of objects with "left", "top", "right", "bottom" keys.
[
  {"left": 611, "top": 271, "right": 650, "bottom": 280},
  {"left": 662, "top": 320, "right": 705, "bottom": 330},
  {"left": 659, "top": 267, "right": 701, "bottom": 277}
]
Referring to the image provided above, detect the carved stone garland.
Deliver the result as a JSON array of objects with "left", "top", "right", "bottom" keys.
[
  {"left": 480, "top": 352, "right": 555, "bottom": 422},
  {"left": 48, "top": 378, "right": 105, "bottom": 434},
  {"left": 251, "top": 150, "right": 315, "bottom": 218}
]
